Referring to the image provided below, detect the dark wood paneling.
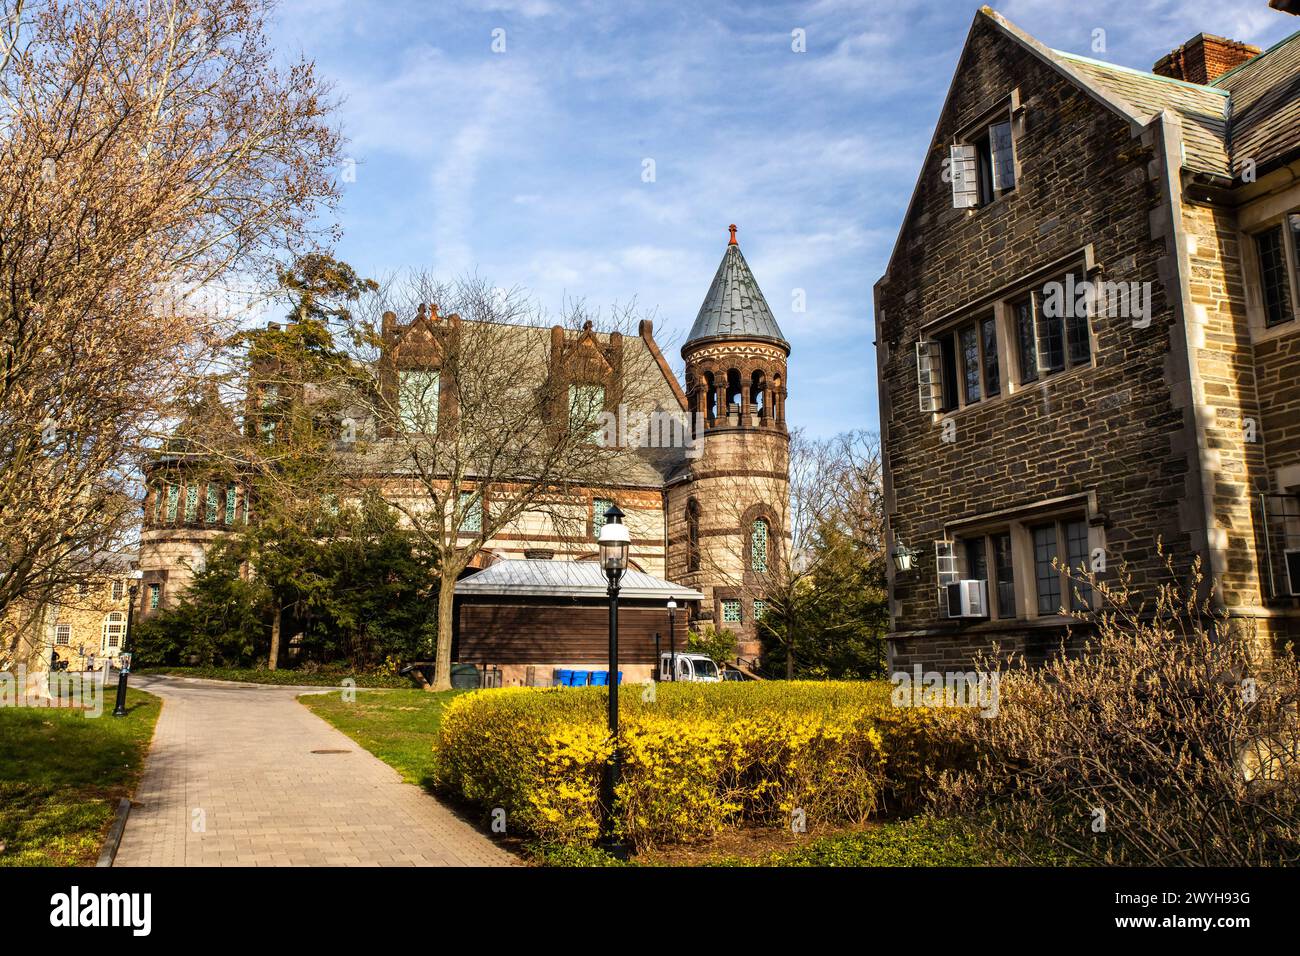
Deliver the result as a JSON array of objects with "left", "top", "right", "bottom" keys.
[{"left": 457, "top": 603, "right": 687, "bottom": 664}]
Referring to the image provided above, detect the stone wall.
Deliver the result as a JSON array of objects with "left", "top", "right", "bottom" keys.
[{"left": 875, "top": 17, "right": 1202, "bottom": 670}]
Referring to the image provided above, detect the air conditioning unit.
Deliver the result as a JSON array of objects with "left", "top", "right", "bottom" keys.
[
  {"left": 1286, "top": 550, "right": 1300, "bottom": 596},
  {"left": 945, "top": 580, "right": 989, "bottom": 618}
]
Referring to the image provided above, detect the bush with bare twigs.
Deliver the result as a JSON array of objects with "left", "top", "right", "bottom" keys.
[{"left": 936, "top": 554, "right": 1300, "bottom": 866}]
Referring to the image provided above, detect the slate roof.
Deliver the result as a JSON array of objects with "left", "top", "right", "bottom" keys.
[
  {"left": 1213, "top": 31, "right": 1300, "bottom": 173},
  {"left": 686, "top": 242, "right": 788, "bottom": 348},
  {"left": 1055, "top": 52, "right": 1232, "bottom": 176},
  {"left": 1047, "top": 29, "right": 1300, "bottom": 180},
  {"left": 454, "top": 559, "right": 705, "bottom": 601}
]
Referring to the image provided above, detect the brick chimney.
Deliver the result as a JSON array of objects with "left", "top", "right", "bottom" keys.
[{"left": 1153, "top": 33, "right": 1260, "bottom": 84}]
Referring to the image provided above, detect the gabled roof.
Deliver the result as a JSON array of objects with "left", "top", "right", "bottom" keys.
[
  {"left": 877, "top": 9, "right": 1299, "bottom": 284},
  {"left": 686, "top": 233, "right": 787, "bottom": 350},
  {"left": 1213, "top": 30, "right": 1300, "bottom": 173},
  {"left": 455, "top": 559, "right": 705, "bottom": 601},
  {"left": 1053, "top": 51, "right": 1232, "bottom": 176}
]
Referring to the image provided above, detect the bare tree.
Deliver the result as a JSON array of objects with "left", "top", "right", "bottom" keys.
[
  {"left": 345, "top": 274, "right": 663, "bottom": 690},
  {"left": 0, "top": 0, "right": 343, "bottom": 650}
]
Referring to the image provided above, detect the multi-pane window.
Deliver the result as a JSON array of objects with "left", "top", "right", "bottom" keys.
[
  {"left": 569, "top": 384, "right": 606, "bottom": 444},
  {"left": 55, "top": 624, "right": 71, "bottom": 646},
  {"left": 1065, "top": 519, "right": 1092, "bottom": 611},
  {"left": 103, "top": 613, "right": 125, "bottom": 652},
  {"left": 206, "top": 485, "right": 219, "bottom": 523},
  {"left": 1037, "top": 298, "right": 1066, "bottom": 374},
  {"left": 992, "top": 532, "right": 1015, "bottom": 619},
  {"left": 721, "top": 599, "right": 742, "bottom": 624},
  {"left": 111, "top": 580, "right": 124, "bottom": 601},
  {"left": 592, "top": 498, "right": 614, "bottom": 539},
  {"left": 165, "top": 484, "right": 179, "bottom": 522},
  {"left": 459, "top": 491, "right": 482, "bottom": 534},
  {"left": 686, "top": 500, "right": 700, "bottom": 572},
  {"left": 964, "top": 537, "right": 987, "bottom": 583},
  {"left": 184, "top": 485, "right": 198, "bottom": 522},
  {"left": 225, "top": 486, "right": 237, "bottom": 525},
  {"left": 753, "top": 599, "right": 767, "bottom": 621},
  {"left": 1014, "top": 296, "right": 1037, "bottom": 385},
  {"left": 936, "top": 313, "right": 1000, "bottom": 411},
  {"left": 1032, "top": 523, "right": 1061, "bottom": 615},
  {"left": 960, "top": 325, "right": 981, "bottom": 404},
  {"left": 148, "top": 583, "right": 161, "bottom": 610},
  {"left": 980, "top": 316, "right": 1000, "bottom": 396},
  {"left": 751, "top": 519, "right": 770, "bottom": 573},
  {"left": 1257, "top": 225, "right": 1293, "bottom": 328},
  {"left": 398, "top": 369, "right": 440, "bottom": 432}
]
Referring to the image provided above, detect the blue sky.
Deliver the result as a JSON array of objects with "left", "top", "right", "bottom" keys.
[{"left": 271, "top": 0, "right": 1299, "bottom": 438}]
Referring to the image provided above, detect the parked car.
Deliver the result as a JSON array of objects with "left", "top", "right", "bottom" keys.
[{"left": 657, "top": 652, "right": 721, "bottom": 683}]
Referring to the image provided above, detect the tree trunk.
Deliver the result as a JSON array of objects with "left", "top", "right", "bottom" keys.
[
  {"left": 432, "top": 571, "right": 456, "bottom": 691},
  {"left": 785, "top": 615, "right": 795, "bottom": 681},
  {"left": 268, "top": 604, "right": 282, "bottom": 671}
]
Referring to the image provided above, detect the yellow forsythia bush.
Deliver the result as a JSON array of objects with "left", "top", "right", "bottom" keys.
[{"left": 435, "top": 681, "right": 967, "bottom": 848}]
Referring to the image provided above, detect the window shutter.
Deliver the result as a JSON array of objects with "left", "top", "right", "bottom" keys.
[
  {"left": 916, "top": 339, "right": 943, "bottom": 414},
  {"left": 935, "top": 539, "right": 958, "bottom": 607},
  {"left": 949, "top": 144, "right": 977, "bottom": 208},
  {"left": 989, "top": 121, "right": 1015, "bottom": 191},
  {"left": 1031, "top": 293, "right": 1053, "bottom": 377}
]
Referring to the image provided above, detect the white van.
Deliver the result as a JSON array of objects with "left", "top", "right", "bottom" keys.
[{"left": 658, "top": 652, "right": 721, "bottom": 683}]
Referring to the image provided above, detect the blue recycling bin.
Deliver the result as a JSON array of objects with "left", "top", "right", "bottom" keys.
[
  {"left": 590, "top": 670, "right": 608, "bottom": 686},
  {"left": 555, "top": 669, "right": 573, "bottom": 687}
]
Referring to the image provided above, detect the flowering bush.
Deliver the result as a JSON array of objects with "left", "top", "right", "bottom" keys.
[{"left": 435, "top": 681, "right": 963, "bottom": 848}]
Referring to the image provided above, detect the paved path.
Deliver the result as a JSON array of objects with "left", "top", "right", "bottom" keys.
[{"left": 115, "top": 676, "right": 516, "bottom": 867}]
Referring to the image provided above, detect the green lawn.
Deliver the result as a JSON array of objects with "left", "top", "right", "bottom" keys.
[
  {"left": 299, "top": 688, "right": 463, "bottom": 788},
  {"left": 0, "top": 688, "right": 161, "bottom": 866},
  {"left": 138, "top": 665, "right": 413, "bottom": 688}
]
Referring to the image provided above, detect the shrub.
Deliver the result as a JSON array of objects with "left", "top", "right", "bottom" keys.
[
  {"left": 711, "top": 816, "right": 1001, "bottom": 867},
  {"left": 436, "top": 681, "right": 966, "bottom": 849},
  {"left": 685, "top": 623, "right": 738, "bottom": 664},
  {"left": 937, "top": 556, "right": 1300, "bottom": 866}
]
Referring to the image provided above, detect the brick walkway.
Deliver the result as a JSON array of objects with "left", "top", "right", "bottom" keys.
[{"left": 115, "top": 676, "right": 516, "bottom": 867}]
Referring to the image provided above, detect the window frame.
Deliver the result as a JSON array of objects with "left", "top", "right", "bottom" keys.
[
  {"left": 398, "top": 368, "right": 441, "bottom": 433},
  {"left": 953, "top": 99, "right": 1019, "bottom": 210},
  {"left": 55, "top": 623, "right": 71, "bottom": 646},
  {"left": 721, "top": 598, "right": 742, "bottom": 625}
]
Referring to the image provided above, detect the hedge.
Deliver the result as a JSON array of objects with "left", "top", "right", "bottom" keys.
[{"left": 435, "top": 681, "right": 966, "bottom": 849}]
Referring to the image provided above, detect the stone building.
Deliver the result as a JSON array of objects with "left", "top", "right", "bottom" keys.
[
  {"left": 874, "top": 8, "right": 1300, "bottom": 670},
  {"left": 138, "top": 228, "right": 791, "bottom": 666},
  {"left": 1, "top": 558, "right": 138, "bottom": 672}
]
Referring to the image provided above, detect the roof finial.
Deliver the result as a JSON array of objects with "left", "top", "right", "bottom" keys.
[{"left": 728, "top": 224, "right": 738, "bottom": 246}]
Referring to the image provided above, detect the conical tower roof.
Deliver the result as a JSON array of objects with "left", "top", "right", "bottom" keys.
[{"left": 685, "top": 225, "right": 787, "bottom": 350}]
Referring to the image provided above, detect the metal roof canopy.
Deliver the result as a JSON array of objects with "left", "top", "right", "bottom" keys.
[{"left": 454, "top": 559, "right": 705, "bottom": 601}]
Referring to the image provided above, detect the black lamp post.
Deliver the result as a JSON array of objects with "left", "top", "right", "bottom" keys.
[
  {"left": 596, "top": 503, "right": 629, "bottom": 856},
  {"left": 666, "top": 597, "right": 677, "bottom": 682},
  {"left": 112, "top": 570, "right": 143, "bottom": 718}
]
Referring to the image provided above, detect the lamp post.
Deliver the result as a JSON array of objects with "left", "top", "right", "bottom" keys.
[
  {"left": 596, "top": 503, "right": 630, "bottom": 856},
  {"left": 666, "top": 598, "right": 677, "bottom": 682},
  {"left": 112, "top": 570, "right": 144, "bottom": 718}
]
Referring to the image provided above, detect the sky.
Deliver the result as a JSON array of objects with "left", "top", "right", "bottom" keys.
[{"left": 269, "top": 0, "right": 1300, "bottom": 438}]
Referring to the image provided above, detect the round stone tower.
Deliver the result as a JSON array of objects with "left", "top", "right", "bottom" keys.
[{"left": 666, "top": 225, "right": 790, "bottom": 660}]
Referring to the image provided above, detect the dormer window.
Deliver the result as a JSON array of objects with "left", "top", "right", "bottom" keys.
[
  {"left": 568, "top": 383, "right": 606, "bottom": 444},
  {"left": 398, "top": 369, "right": 440, "bottom": 432}
]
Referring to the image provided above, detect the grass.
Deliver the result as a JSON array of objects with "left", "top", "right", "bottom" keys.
[
  {"left": 299, "top": 688, "right": 463, "bottom": 788},
  {"left": 137, "top": 665, "right": 413, "bottom": 688},
  {"left": 0, "top": 687, "right": 161, "bottom": 866}
]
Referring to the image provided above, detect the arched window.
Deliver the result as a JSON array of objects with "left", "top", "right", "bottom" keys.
[
  {"left": 102, "top": 613, "right": 125, "bottom": 653},
  {"left": 726, "top": 368, "right": 742, "bottom": 412},
  {"left": 751, "top": 518, "right": 770, "bottom": 573},
  {"left": 686, "top": 499, "right": 700, "bottom": 572},
  {"left": 702, "top": 372, "right": 717, "bottom": 423},
  {"left": 751, "top": 369, "right": 767, "bottom": 419}
]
